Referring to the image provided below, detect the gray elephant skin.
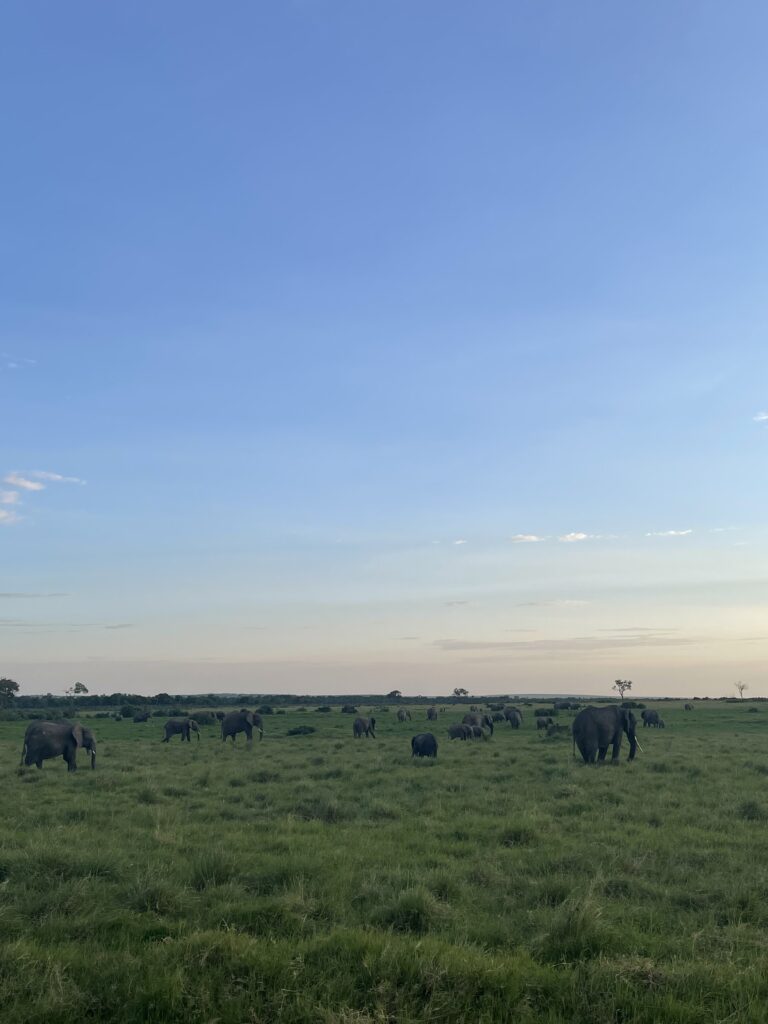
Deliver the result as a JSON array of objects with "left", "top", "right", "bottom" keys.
[
  {"left": 21, "top": 720, "right": 96, "bottom": 771},
  {"left": 462, "top": 713, "right": 494, "bottom": 735},
  {"left": 396, "top": 708, "right": 412, "bottom": 722},
  {"left": 426, "top": 707, "right": 438, "bottom": 721},
  {"left": 536, "top": 716, "right": 553, "bottom": 730},
  {"left": 353, "top": 716, "right": 376, "bottom": 738},
  {"left": 221, "top": 709, "right": 264, "bottom": 743},
  {"left": 132, "top": 711, "right": 150, "bottom": 723},
  {"left": 447, "top": 723, "right": 471, "bottom": 740},
  {"left": 684, "top": 703, "right": 694, "bottom": 711},
  {"left": 163, "top": 718, "right": 200, "bottom": 742},
  {"left": 411, "top": 733, "right": 438, "bottom": 758},
  {"left": 572, "top": 706, "right": 638, "bottom": 764},
  {"left": 505, "top": 708, "right": 522, "bottom": 728},
  {"left": 641, "top": 709, "right": 660, "bottom": 728}
]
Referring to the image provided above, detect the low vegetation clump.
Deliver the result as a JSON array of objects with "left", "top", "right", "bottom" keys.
[{"left": 0, "top": 701, "right": 767, "bottom": 1022}]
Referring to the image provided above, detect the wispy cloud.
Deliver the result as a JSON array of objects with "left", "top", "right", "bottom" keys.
[
  {"left": 1, "top": 353, "right": 36, "bottom": 371},
  {"left": 453, "top": 539, "right": 467, "bottom": 546},
  {"left": 645, "top": 529, "right": 693, "bottom": 537},
  {"left": 516, "top": 598, "right": 590, "bottom": 608},
  {"left": 511, "top": 534, "right": 545, "bottom": 543},
  {"left": 0, "top": 509, "right": 21, "bottom": 525},
  {"left": 436, "top": 628, "right": 692, "bottom": 654},
  {"left": 445, "top": 600, "right": 469, "bottom": 606},
  {"left": 0, "top": 491, "right": 19, "bottom": 505},
  {"left": 0, "top": 592, "right": 70, "bottom": 598},
  {"left": 558, "top": 532, "right": 592, "bottom": 543},
  {"left": 105, "top": 623, "right": 133, "bottom": 630},
  {"left": 753, "top": 412, "right": 768, "bottom": 422},
  {"left": 28, "top": 470, "right": 86, "bottom": 485},
  {"left": 4, "top": 473, "right": 44, "bottom": 492}
]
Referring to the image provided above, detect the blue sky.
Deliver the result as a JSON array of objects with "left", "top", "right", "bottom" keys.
[{"left": 3, "top": 1, "right": 768, "bottom": 696}]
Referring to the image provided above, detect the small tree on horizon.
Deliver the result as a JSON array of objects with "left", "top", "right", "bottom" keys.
[
  {"left": 66, "top": 681, "right": 89, "bottom": 696},
  {"left": 0, "top": 678, "right": 19, "bottom": 706},
  {"left": 453, "top": 687, "right": 469, "bottom": 697},
  {"left": 612, "top": 679, "right": 632, "bottom": 700},
  {"left": 735, "top": 681, "right": 748, "bottom": 700}
]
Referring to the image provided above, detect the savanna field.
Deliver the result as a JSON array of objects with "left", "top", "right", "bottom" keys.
[{"left": 3, "top": 701, "right": 768, "bottom": 1023}]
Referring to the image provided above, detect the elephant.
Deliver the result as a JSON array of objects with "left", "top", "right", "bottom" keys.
[
  {"left": 470, "top": 725, "right": 489, "bottom": 740},
  {"left": 536, "top": 716, "right": 553, "bottom": 730},
  {"left": 462, "top": 713, "right": 494, "bottom": 735},
  {"left": 553, "top": 700, "right": 572, "bottom": 711},
  {"left": 221, "top": 709, "right": 264, "bottom": 744},
  {"left": 163, "top": 718, "right": 200, "bottom": 742},
  {"left": 572, "top": 706, "right": 638, "bottom": 764},
  {"left": 655, "top": 717, "right": 666, "bottom": 729},
  {"left": 411, "top": 733, "right": 438, "bottom": 758},
  {"left": 21, "top": 720, "right": 96, "bottom": 771},
  {"left": 505, "top": 709, "right": 522, "bottom": 729},
  {"left": 132, "top": 711, "right": 150, "bottom": 723},
  {"left": 447, "top": 723, "right": 471, "bottom": 740},
  {"left": 492, "top": 712, "right": 504, "bottom": 722},
  {"left": 641, "top": 709, "right": 660, "bottom": 728},
  {"left": 684, "top": 703, "right": 694, "bottom": 711},
  {"left": 426, "top": 707, "right": 438, "bottom": 721},
  {"left": 353, "top": 716, "right": 376, "bottom": 738},
  {"left": 396, "top": 708, "right": 412, "bottom": 722}
]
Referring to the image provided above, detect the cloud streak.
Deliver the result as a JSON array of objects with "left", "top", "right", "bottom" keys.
[
  {"left": 645, "top": 529, "right": 693, "bottom": 537},
  {"left": 511, "top": 534, "right": 545, "bottom": 543}
]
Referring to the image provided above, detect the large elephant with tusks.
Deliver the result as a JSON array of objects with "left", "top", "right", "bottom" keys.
[
  {"left": 572, "top": 706, "right": 638, "bottom": 764},
  {"left": 21, "top": 720, "right": 96, "bottom": 771},
  {"left": 221, "top": 709, "right": 263, "bottom": 744}
]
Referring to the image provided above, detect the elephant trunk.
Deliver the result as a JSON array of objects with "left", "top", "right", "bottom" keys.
[{"left": 90, "top": 748, "right": 96, "bottom": 769}]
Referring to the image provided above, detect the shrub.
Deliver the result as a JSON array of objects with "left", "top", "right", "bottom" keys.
[
  {"left": 258, "top": 705, "right": 274, "bottom": 715},
  {"left": 341, "top": 705, "right": 358, "bottom": 714},
  {"left": 287, "top": 726, "right": 316, "bottom": 736},
  {"left": 120, "top": 705, "right": 136, "bottom": 718},
  {"left": 315, "top": 706, "right": 332, "bottom": 713}
]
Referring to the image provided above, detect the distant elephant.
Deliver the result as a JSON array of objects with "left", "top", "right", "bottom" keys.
[
  {"left": 426, "top": 707, "right": 438, "bottom": 721},
  {"left": 447, "top": 723, "right": 471, "bottom": 740},
  {"left": 411, "top": 733, "right": 438, "bottom": 758},
  {"left": 221, "top": 709, "right": 263, "bottom": 744},
  {"left": 163, "top": 718, "right": 200, "bottom": 743},
  {"left": 572, "top": 706, "right": 638, "bottom": 764},
  {"left": 463, "top": 713, "right": 494, "bottom": 735},
  {"left": 215, "top": 711, "right": 225, "bottom": 720},
  {"left": 553, "top": 701, "right": 571, "bottom": 711},
  {"left": 132, "top": 711, "right": 150, "bottom": 723},
  {"left": 536, "top": 716, "right": 553, "bottom": 730},
  {"left": 21, "top": 720, "right": 96, "bottom": 771},
  {"left": 505, "top": 709, "right": 522, "bottom": 729},
  {"left": 641, "top": 709, "right": 660, "bottom": 728},
  {"left": 656, "top": 717, "right": 666, "bottom": 729},
  {"left": 353, "top": 716, "right": 376, "bottom": 738},
  {"left": 396, "top": 709, "right": 412, "bottom": 722},
  {"left": 546, "top": 723, "right": 569, "bottom": 737},
  {"left": 492, "top": 712, "right": 504, "bottom": 722},
  {"left": 684, "top": 703, "right": 694, "bottom": 711},
  {"left": 470, "top": 725, "right": 489, "bottom": 740}
]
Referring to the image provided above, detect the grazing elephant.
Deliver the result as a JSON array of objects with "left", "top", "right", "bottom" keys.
[
  {"left": 572, "top": 706, "right": 638, "bottom": 764},
  {"left": 132, "top": 711, "right": 149, "bottom": 723},
  {"left": 536, "top": 716, "right": 553, "bottom": 730},
  {"left": 641, "top": 709, "right": 660, "bottom": 728},
  {"left": 426, "top": 707, "right": 438, "bottom": 721},
  {"left": 463, "top": 713, "right": 494, "bottom": 735},
  {"left": 447, "top": 723, "right": 471, "bottom": 740},
  {"left": 353, "top": 716, "right": 376, "bottom": 738},
  {"left": 684, "top": 703, "right": 694, "bottom": 711},
  {"left": 505, "top": 709, "right": 522, "bottom": 729},
  {"left": 221, "top": 709, "right": 263, "bottom": 744},
  {"left": 396, "top": 708, "right": 412, "bottom": 722},
  {"left": 163, "top": 718, "right": 200, "bottom": 742},
  {"left": 470, "top": 725, "right": 489, "bottom": 740},
  {"left": 656, "top": 717, "right": 666, "bottom": 729},
  {"left": 21, "top": 720, "right": 96, "bottom": 771},
  {"left": 411, "top": 733, "right": 438, "bottom": 758}
]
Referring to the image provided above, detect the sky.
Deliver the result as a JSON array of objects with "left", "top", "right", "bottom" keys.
[{"left": 2, "top": 1, "right": 768, "bottom": 697}]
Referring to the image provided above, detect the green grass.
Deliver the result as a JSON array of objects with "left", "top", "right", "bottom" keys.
[{"left": 2, "top": 701, "right": 768, "bottom": 1022}]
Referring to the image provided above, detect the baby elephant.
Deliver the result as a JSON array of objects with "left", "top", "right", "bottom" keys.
[
  {"left": 162, "top": 718, "right": 200, "bottom": 742},
  {"left": 447, "top": 723, "right": 471, "bottom": 740},
  {"left": 411, "top": 733, "right": 438, "bottom": 758}
]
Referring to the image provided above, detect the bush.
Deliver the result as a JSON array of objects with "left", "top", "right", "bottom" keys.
[
  {"left": 287, "top": 726, "right": 316, "bottom": 736},
  {"left": 258, "top": 705, "right": 274, "bottom": 715},
  {"left": 621, "top": 700, "right": 646, "bottom": 710},
  {"left": 120, "top": 705, "right": 136, "bottom": 718},
  {"left": 315, "top": 706, "right": 332, "bottom": 713},
  {"left": 341, "top": 705, "right": 358, "bottom": 714}
]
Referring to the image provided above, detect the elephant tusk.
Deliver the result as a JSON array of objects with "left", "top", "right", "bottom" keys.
[{"left": 635, "top": 740, "right": 644, "bottom": 753}]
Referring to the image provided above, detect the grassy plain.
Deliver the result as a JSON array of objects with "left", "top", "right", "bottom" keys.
[{"left": 2, "top": 701, "right": 768, "bottom": 1023}]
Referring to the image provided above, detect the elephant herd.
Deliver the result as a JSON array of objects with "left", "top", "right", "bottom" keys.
[{"left": 18, "top": 698, "right": 687, "bottom": 773}]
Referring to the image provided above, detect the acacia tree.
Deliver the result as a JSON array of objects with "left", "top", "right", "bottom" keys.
[
  {"left": 735, "top": 681, "right": 748, "bottom": 700},
  {"left": 453, "top": 687, "right": 469, "bottom": 697},
  {"left": 612, "top": 679, "right": 632, "bottom": 700},
  {"left": 66, "top": 681, "right": 89, "bottom": 696}
]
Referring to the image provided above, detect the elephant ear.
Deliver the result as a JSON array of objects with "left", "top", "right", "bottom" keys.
[{"left": 70, "top": 723, "right": 85, "bottom": 747}]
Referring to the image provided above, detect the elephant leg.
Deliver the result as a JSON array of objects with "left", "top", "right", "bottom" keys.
[
  {"left": 597, "top": 746, "right": 608, "bottom": 761},
  {"left": 36, "top": 759, "right": 43, "bottom": 769},
  {"left": 611, "top": 737, "right": 621, "bottom": 762}
]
